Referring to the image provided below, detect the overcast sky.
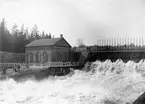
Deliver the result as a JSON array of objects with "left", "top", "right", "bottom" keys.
[{"left": 1, "top": 0, "right": 145, "bottom": 46}]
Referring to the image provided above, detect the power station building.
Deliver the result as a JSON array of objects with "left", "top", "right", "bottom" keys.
[{"left": 25, "top": 35, "right": 72, "bottom": 63}]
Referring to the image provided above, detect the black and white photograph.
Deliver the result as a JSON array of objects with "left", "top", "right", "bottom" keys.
[{"left": 1, "top": 0, "right": 145, "bottom": 104}]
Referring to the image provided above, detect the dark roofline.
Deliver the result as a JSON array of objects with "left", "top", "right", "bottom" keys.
[
  {"left": 25, "top": 45, "right": 71, "bottom": 48},
  {"left": 25, "top": 45, "right": 51, "bottom": 48},
  {"left": 25, "top": 37, "right": 61, "bottom": 47},
  {"left": 25, "top": 37, "right": 71, "bottom": 48}
]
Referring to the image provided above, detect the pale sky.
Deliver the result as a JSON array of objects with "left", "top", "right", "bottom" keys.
[{"left": 1, "top": 0, "right": 145, "bottom": 46}]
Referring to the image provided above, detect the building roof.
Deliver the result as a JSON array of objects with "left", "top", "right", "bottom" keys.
[{"left": 26, "top": 37, "right": 71, "bottom": 48}]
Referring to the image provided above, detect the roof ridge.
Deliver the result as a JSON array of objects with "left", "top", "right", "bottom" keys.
[
  {"left": 26, "top": 37, "right": 63, "bottom": 47},
  {"left": 36, "top": 37, "right": 61, "bottom": 40}
]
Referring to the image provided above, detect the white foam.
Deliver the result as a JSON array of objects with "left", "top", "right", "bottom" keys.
[{"left": 0, "top": 59, "right": 145, "bottom": 104}]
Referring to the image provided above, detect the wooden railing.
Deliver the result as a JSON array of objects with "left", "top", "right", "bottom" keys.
[
  {"left": 0, "top": 61, "right": 83, "bottom": 68},
  {"left": 44, "top": 61, "right": 81, "bottom": 67},
  {"left": 28, "top": 61, "right": 82, "bottom": 67}
]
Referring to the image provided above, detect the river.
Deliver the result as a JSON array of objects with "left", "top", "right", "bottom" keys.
[{"left": 1, "top": 59, "right": 145, "bottom": 104}]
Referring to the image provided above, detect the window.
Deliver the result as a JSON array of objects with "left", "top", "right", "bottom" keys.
[
  {"left": 65, "top": 52, "right": 68, "bottom": 61},
  {"left": 62, "top": 52, "right": 64, "bottom": 61},
  {"left": 29, "top": 52, "right": 33, "bottom": 62},
  {"left": 57, "top": 52, "right": 60, "bottom": 61},
  {"left": 43, "top": 52, "right": 48, "bottom": 63},
  {"left": 35, "top": 52, "right": 40, "bottom": 63}
]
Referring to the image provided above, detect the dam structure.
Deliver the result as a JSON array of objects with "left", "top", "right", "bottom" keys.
[
  {"left": 78, "top": 37, "right": 145, "bottom": 62},
  {"left": 1, "top": 36, "right": 145, "bottom": 78}
]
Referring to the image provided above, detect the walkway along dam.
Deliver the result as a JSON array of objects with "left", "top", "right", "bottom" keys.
[{"left": 77, "top": 37, "right": 145, "bottom": 62}]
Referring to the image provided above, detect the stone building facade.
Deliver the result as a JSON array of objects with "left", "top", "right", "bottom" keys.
[{"left": 25, "top": 35, "right": 72, "bottom": 64}]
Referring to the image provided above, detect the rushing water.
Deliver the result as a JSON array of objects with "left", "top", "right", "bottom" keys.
[{"left": 1, "top": 59, "right": 145, "bottom": 104}]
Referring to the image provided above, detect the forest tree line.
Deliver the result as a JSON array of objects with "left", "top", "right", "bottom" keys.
[{"left": 0, "top": 18, "right": 53, "bottom": 53}]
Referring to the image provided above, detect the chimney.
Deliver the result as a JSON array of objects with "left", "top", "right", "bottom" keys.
[{"left": 60, "top": 34, "right": 63, "bottom": 38}]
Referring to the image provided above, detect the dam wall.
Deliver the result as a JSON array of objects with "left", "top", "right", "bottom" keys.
[
  {"left": 76, "top": 37, "right": 145, "bottom": 62},
  {"left": 85, "top": 51, "right": 145, "bottom": 62}
]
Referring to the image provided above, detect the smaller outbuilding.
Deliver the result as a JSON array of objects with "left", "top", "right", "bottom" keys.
[{"left": 25, "top": 35, "right": 72, "bottom": 64}]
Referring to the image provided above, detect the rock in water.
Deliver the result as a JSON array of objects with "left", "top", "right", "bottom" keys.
[{"left": 133, "top": 92, "right": 145, "bottom": 104}]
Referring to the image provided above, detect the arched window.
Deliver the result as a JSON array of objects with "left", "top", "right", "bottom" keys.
[
  {"left": 62, "top": 52, "right": 64, "bottom": 61},
  {"left": 43, "top": 52, "right": 48, "bottom": 63},
  {"left": 29, "top": 52, "right": 33, "bottom": 62},
  {"left": 57, "top": 52, "right": 59, "bottom": 61},
  {"left": 57, "top": 52, "right": 61, "bottom": 61},
  {"left": 35, "top": 52, "right": 40, "bottom": 63},
  {"left": 65, "top": 52, "right": 68, "bottom": 61}
]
